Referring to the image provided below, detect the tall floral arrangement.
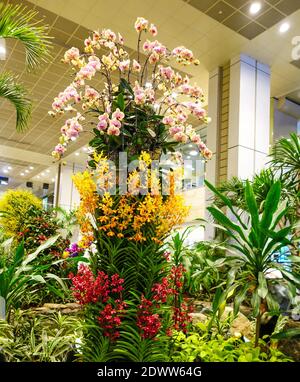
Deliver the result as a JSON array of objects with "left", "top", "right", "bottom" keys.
[{"left": 50, "top": 17, "right": 210, "bottom": 361}]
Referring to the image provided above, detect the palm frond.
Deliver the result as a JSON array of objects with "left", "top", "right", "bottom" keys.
[
  {"left": 270, "top": 133, "right": 300, "bottom": 187},
  {"left": 0, "top": 2, "right": 52, "bottom": 70},
  {"left": 0, "top": 71, "right": 32, "bottom": 131}
]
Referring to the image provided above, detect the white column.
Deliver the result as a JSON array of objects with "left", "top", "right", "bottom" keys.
[
  {"left": 228, "top": 54, "right": 271, "bottom": 180},
  {"left": 205, "top": 67, "right": 221, "bottom": 240},
  {"left": 54, "top": 163, "right": 83, "bottom": 210}
]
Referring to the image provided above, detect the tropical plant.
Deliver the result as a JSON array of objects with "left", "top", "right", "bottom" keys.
[
  {"left": 206, "top": 180, "right": 300, "bottom": 347},
  {"left": 0, "top": 2, "right": 51, "bottom": 131},
  {"left": 0, "top": 310, "right": 82, "bottom": 362},
  {"left": 170, "top": 323, "right": 292, "bottom": 362},
  {"left": 270, "top": 133, "right": 300, "bottom": 254},
  {"left": 183, "top": 241, "right": 228, "bottom": 299},
  {"left": 0, "top": 236, "right": 68, "bottom": 319},
  {"left": 0, "top": 189, "right": 42, "bottom": 237},
  {"left": 0, "top": 71, "right": 32, "bottom": 132}
]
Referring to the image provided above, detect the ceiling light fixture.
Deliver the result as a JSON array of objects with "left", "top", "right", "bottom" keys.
[
  {"left": 29, "top": 166, "right": 34, "bottom": 170},
  {"left": 20, "top": 173, "right": 25, "bottom": 176},
  {"left": 3, "top": 169, "right": 8, "bottom": 174},
  {"left": 41, "top": 172, "right": 45, "bottom": 176},
  {"left": 46, "top": 169, "right": 50, "bottom": 173},
  {"left": 249, "top": 2, "right": 262, "bottom": 15},
  {"left": 279, "top": 22, "right": 290, "bottom": 33},
  {"left": 25, "top": 169, "right": 29, "bottom": 173},
  {"left": 189, "top": 150, "right": 198, "bottom": 156},
  {"left": 7, "top": 166, "right": 12, "bottom": 170},
  {"left": 75, "top": 152, "right": 80, "bottom": 156}
]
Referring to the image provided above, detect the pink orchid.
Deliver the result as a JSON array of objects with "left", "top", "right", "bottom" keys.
[
  {"left": 149, "top": 24, "right": 158, "bottom": 36},
  {"left": 173, "top": 132, "right": 188, "bottom": 143},
  {"left": 54, "top": 144, "right": 66, "bottom": 154},
  {"left": 107, "top": 125, "right": 120, "bottom": 136},
  {"left": 110, "top": 119, "right": 122, "bottom": 129},
  {"left": 63, "top": 47, "right": 80, "bottom": 63},
  {"left": 97, "top": 120, "right": 108, "bottom": 131},
  {"left": 119, "top": 59, "right": 130, "bottom": 72},
  {"left": 134, "top": 17, "right": 149, "bottom": 32},
  {"left": 112, "top": 108, "right": 125, "bottom": 121},
  {"left": 132, "top": 59, "right": 141, "bottom": 72}
]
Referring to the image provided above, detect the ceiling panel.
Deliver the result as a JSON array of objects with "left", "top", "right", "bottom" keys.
[{"left": 186, "top": 0, "right": 300, "bottom": 39}]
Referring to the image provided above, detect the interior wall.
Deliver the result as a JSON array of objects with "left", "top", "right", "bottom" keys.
[{"left": 274, "top": 108, "right": 298, "bottom": 141}]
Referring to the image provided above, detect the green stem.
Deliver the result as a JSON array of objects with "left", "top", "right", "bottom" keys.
[{"left": 255, "top": 313, "right": 262, "bottom": 347}]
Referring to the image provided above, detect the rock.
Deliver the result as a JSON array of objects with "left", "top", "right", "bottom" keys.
[
  {"left": 190, "top": 312, "right": 207, "bottom": 324},
  {"left": 65, "top": 303, "right": 81, "bottom": 309},
  {"left": 43, "top": 303, "right": 64, "bottom": 309}
]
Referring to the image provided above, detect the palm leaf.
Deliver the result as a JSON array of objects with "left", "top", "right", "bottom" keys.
[
  {"left": 0, "top": 2, "right": 51, "bottom": 70},
  {"left": 0, "top": 71, "right": 32, "bottom": 132}
]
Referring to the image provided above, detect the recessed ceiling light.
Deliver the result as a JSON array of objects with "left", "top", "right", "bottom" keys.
[
  {"left": 189, "top": 150, "right": 198, "bottom": 156},
  {"left": 7, "top": 166, "right": 12, "bottom": 170},
  {"left": 37, "top": 176, "right": 40, "bottom": 179},
  {"left": 29, "top": 166, "right": 34, "bottom": 170},
  {"left": 279, "top": 22, "right": 290, "bottom": 33},
  {"left": 41, "top": 172, "right": 45, "bottom": 176},
  {"left": 25, "top": 169, "right": 29, "bottom": 173},
  {"left": 249, "top": 2, "right": 262, "bottom": 15},
  {"left": 51, "top": 178, "right": 55, "bottom": 182},
  {"left": 3, "top": 169, "right": 8, "bottom": 174},
  {"left": 46, "top": 169, "right": 50, "bottom": 173},
  {"left": 20, "top": 173, "right": 24, "bottom": 176},
  {"left": 75, "top": 152, "right": 80, "bottom": 156}
]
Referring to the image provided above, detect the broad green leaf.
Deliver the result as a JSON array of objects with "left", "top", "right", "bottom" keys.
[{"left": 257, "top": 272, "right": 268, "bottom": 299}]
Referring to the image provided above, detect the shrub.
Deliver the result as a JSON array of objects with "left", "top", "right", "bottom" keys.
[
  {"left": 171, "top": 324, "right": 293, "bottom": 362},
  {"left": 0, "top": 189, "right": 42, "bottom": 237}
]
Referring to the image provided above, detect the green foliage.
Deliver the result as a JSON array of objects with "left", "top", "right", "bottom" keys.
[
  {"left": 206, "top": 179, "right": 300, "bottom": 345},
  {"left": 0, "top": 72, "right": 32, "bottom": 132},
  {"left": 93, "top": 234, "right": 168, "bottom": 299},
  {"left": 112, "top": 324, "right": 169, "bottom": 362},
  {"left": 0, "top": 2, "right": 51, "bottom": 70},
  {"left": 0, "top": 2, "right": 52, "bottom": 131},
  {"left": 171, "top": 325, "right": 292, "bottom": 362},
  {"left": 0, "top": 310, "right": 82, "bottom": 362},
  {"left": 270, "top": 133, "right": 300, "bottom": 189},
  {"left": 0, "top": 189, "right": 42, "bottom": 237},
  {"left": 0, "top": 237, "right": 68, "bottom": 317},
  {"left": 184, "top": 241, "right": 228, "bottom": 298}
]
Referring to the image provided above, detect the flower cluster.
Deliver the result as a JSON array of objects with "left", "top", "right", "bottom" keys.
[
  {"left": 49, "top": 16, "right": 211, "bottom": 160},
  {"left": 97, "top": 108, "right": 125, "bottom": 136},
  {"left": 137, "top": 295, "right": 161, "bottom": 339},
  {"left": 73, "top": 154, "right": 189, "bottom": 243},
  {"left": 152, "top": 277, "right": 173, "bottom": 303},
  {"left": 69, "top": 264, "right": 124, "bottom": 305},
  {"left": 97, "top": 300, "right": 127, "bottom": 340},
  {"left": 70, "top": 265, "right": 126, "bottom": 339},
  {"left": 62, "top": 242, "right": 85, "bottom": 259}
]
